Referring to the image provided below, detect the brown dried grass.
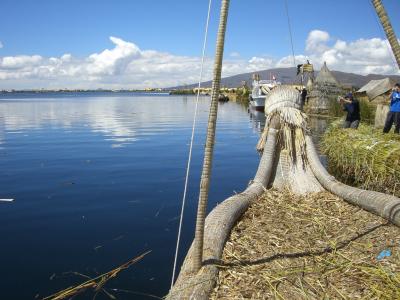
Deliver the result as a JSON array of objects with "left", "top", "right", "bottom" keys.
[
  {"left": 42, "top": 250, "right": 151, "bottom": 300},
  {"left": 210, "top": 190, "right": 400, "bottom": 299}
]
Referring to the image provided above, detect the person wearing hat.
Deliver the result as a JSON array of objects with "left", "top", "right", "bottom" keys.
[
  {"left": 339, "top": 92, "right": 360, "bottom": 129},
  {"left": 383, "top": 83, "right": 400, "bottom": 134}
]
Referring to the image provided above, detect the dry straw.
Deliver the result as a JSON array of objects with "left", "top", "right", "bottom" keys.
[
  {"left": 321, "top": 122, "right": 400, "bottom": 197},
  {"left": 210, "top": 190, "right": 400, "bottom": 299},
  {"left": 42, "top": 250, "right": 151, "bottom": 300}
]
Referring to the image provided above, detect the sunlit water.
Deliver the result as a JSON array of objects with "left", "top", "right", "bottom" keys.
[{"left": 0, "top": 93, "right": 266, "bottom": 299}]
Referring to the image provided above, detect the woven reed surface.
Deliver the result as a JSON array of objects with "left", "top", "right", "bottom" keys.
[{"left": 210, "top": 189, "right": 400, "bottom": 299}]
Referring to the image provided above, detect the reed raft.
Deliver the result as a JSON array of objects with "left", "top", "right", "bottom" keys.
[
  {"left": 210, "top": 189, "right": 400, "bottom": 299},
  {"left": 168, "top": 86, "right": 400, "bottom": 299}
]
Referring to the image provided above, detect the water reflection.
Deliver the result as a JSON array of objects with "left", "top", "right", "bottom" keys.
[
  {"left": 248, "top": 106, "right": 266, "bottom": 133},
  {"left": 0, "top": 94, "right": 264, "bottom": 299},
  {"left": 0, "top": 95, "right": 210, "bottom": 148}
]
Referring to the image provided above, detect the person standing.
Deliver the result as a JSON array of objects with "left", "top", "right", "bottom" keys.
[
  {"left": 300, "top": 88, "right": 307, "bottom": 105},
  {"left": 383, "top": 83, "right": 400, "bottom": 134},
  {"left": 339, "top": 93, "right": 360, "bottom": 129}
]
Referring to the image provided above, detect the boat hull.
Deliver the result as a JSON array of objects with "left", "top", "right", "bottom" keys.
[{"left": 249, "top": 96, "right": 265, "bottom": 111}]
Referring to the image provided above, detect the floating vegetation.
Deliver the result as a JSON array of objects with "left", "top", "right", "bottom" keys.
[
  {"left": 42, "top": 250, "right": 151, "bottom": 300},
  {"left": 321, "top": 122, "right": 400, "bottom": 197},
  {"left": 210, "top": 190, "right": 400, "bottom": 299}
]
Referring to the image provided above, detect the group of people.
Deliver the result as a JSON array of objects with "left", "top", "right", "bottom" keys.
[{"left": 339, "top": 83, "right": 400, "bottom": 134}]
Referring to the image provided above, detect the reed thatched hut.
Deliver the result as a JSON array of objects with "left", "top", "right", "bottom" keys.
[
  {"left": 356, "top": 78, "right": 395, "bottom": 127},
  {"left": 307, "top": 62, "right": 343, "bottom": 114}
]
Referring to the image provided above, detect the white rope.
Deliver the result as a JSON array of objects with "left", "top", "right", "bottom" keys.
[{"left": 170, "top": 0, "right": 213, "bottom": 289}]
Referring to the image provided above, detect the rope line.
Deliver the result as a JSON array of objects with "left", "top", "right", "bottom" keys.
[
  {"left": 170, "top": 0, "right": 213, "bottom": 289},
  {"left": 284, "top": 0, "right": 296, "bottom": 67}
]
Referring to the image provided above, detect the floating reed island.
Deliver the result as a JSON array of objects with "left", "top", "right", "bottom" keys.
[{"left": 322, "top": 122, "right": 400, "bottom": 197}]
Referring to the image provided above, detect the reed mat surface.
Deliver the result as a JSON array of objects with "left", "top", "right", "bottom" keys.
[
  {"left": 321, "top": 122, "right": 400, "bottom": 197},
  {"left": 210, "top": 190, "right": 400, "bottom": 299}
]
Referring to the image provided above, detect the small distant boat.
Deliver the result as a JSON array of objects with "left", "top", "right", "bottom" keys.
[{"left": 249, "top": 74, "right": 281, "bottom": 111}]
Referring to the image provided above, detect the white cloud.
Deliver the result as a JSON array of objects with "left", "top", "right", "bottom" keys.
[
  {"left": 306, "top": 30, "right": 330, "bottom": 54},
  {"left": 86, "top": 36, "right": 141, "bottom": 76},
  {"left": 1, "top": 55, "right": 42, "bottom": 69},
  {"left": 61, "top": 54, "right": 72, "bottom": 62},
  {"left": 0, "top": 32, "right": 398, "bottom": 89},
  {"left": 303, "top": 30, "right": 399, "bottom": 75},
  {"left": 276, "top": 55, "right": 308, "bottom": 68}
]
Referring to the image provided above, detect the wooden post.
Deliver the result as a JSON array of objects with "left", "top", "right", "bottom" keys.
[
  {"left": 192, "top": 0, "right": 230, "bottom": 273},
  {"left": 372, "top": 0, "right": 400, "bottom": 69}
]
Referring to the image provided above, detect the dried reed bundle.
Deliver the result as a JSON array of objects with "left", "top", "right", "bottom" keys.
[
  {"left": 257, "top": 86, "right": 309, "bottom": 165},
  {"left": 321, "top": 122, "right": 400, "bottom": 196},
  {"left": 210, "top": 190, "right": 400, "bottom": 299}
]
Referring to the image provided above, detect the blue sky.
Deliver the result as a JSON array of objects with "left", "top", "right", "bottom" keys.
[{"left": 0, "top": 0, "right": 399, "bottom": 89}]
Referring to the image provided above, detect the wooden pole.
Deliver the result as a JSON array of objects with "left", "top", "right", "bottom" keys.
[
  {"left": 192, "top": 0, "right": 230, "bottom": 273},
  {"left": 372, "top": 0, "right": 400, "bottom": 69}
]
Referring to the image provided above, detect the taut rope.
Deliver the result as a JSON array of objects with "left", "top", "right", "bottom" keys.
[
  {"left": 283, "top": 0, "right": 296, "bottom": 67},
  {"left": 170, "top": 0, "right": 213, "bottom": 289}
]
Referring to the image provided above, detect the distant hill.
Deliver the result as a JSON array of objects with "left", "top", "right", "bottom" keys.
[{"left": 169, "top": 67, "right": 400, "bottom": 89}]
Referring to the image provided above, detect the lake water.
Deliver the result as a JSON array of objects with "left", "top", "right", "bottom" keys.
[{"left": 0, "top": 93, "right": 265, "bottom": 299}]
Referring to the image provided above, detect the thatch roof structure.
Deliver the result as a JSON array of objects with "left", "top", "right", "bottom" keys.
[
  {"left": 306, "top": 62, "right": 342, "bottom": 114},
  {"left": 315, "top": 61, "right": 340, "bottom": 85},
  {"left": 357, "top": 77, "right": 395, "bottom": 101}
]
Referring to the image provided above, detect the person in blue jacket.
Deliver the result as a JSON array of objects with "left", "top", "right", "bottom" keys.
[
  {"left": 383, "top": 83, "right": 400, "bottom": 134},
  {"left": 339, "top": 93, "right": 360, "bottom": 129}
]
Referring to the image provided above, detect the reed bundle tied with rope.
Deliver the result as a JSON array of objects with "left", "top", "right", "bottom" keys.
[
  {"left": 257, "top": 85, "right": 309, "bottom": 155},
  {"left": 321, "top": 122, "right": 400, "bottom": 197}
]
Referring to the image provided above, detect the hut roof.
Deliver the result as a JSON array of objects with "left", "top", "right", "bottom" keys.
[
  {"left": 315, "top": 62, "right": 339, "bottom": 86},
  {"left": 357, "top": 77, "right": 395, "bottom": 101}
]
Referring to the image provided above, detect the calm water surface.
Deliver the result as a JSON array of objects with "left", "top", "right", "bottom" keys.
[{"left": 0, "top": 93, "right": 265, "bottom": 299}]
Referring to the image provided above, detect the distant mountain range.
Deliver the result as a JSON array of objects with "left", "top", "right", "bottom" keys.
[{"left": 170, "top": 67, "right": 400, "bottom": 89}]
